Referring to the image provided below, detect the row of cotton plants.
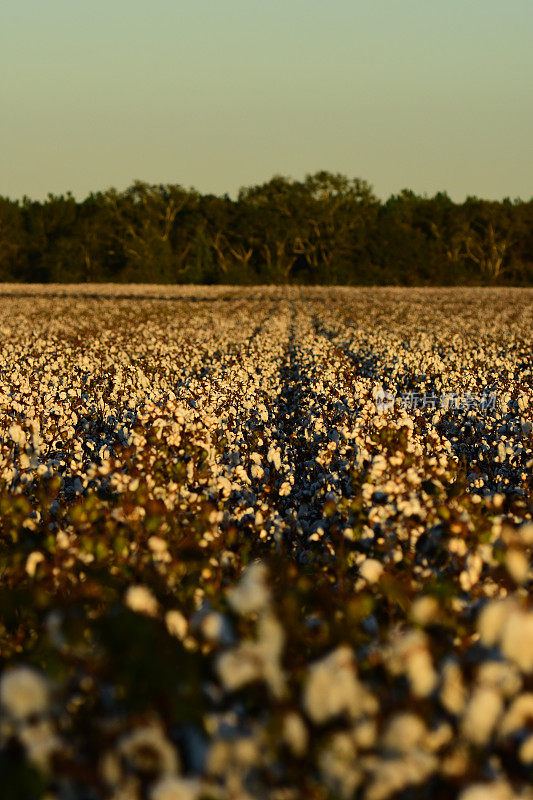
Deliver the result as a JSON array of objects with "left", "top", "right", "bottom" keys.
[{"left": 0, "top": 286, "right": 532, "bottom": 800}]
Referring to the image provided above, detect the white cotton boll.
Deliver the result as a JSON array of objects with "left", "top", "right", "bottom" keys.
[
  {"left": 477, "top": 599, "right": 517, "bottom": 648},
  {"left": 519, "top": 734, "right": 533, "bottom": 764},
  {"left": 318, "top": 732, "right": 363, "bottom": 800},
  {"left": 251, "top": 464, "right": 264, "bottom": 480},
  {"left": 410, "top": 596, "right": 439, "bottom": 626},
  {"left": 407, "top": 646, "right": 438, "bottom": 698},
  {"left": 504, "top": 549, "right": 529, "bottom": 585},
  {"left": 425, "top": 722, "right": 453, "bottom": 752},
  {"left": 150, "top": 777, "right": 202, "bottom": 800},
  {"left": 393, "top": 631, "right": 437, "bottom": 698},
  {"left": 124, "top": 585, "right": 159, "bottom": 617},
  {"left": 256, "top": 612, "right": 286, "bottom": 697},
  {"left": 118, "top": 726, "right": 179, "bottom": 775},
  {"left": 0, "top": 666, "right": 50, "bottom": 720},
  {"left": 217, "top": 608, "right": 285, "bottom": 695},
  {"left": 26, "top": 551, "right": 45, "bottom": 577},
  {"left": 200, "top": 612, "right": 232, "bottom": 645},
  {"left": 227, "top": 562, "right": 270, "bottom": 615},
  {"left": 282, "top": 712, "right": 308, "bottom": 757},
  {"left": 165, "top": 611, "right": 188, "bottom": 640},
  {"left": 499, "top": 693, "right": 533, "bottom": 738},
  {"left": 359, "top": 558, "right": 383, "bottom": 584},
  {"left": 18, "top": 719, "right": 62, "bottom": 771},
  {"left": 233, "top": 465, "right": 250, "bottom": 485},
  {"left": 500, "top": 610, "right": 533, "bottom": 673},
  {"left": 518, "top": 522, "right": 533, "bottom": 546},
  {"left": 353, "top": 718, "right": 377, "bottom": 749},
  {"left": 518, "top": 393, "right": 529, "bottom": 412},
  {"left": 148, "top": 536, "right": 168, "bottom": 554},
  {"left": 461, "top": 686, "right": 503, "bottom": 745},
  {"left": 303, "top": 646, "right": 361, "bottom": 724},
  {"left": 217, "top": 476, "right": 232, "bottom": 498},
  {"left": 381, "top": 713, "right": 426, "bottom": 754},
  {"left": 207, "top": 735, "right": 259, "bottom": 776},
  {"left": 9, "top": 423, "right": 26, "bottom": 445},
  {"left": 216, "top": 642, "right": 264, "bottom": 691},
  {"left": 267, "top": 447, "right": 281, "bottom": 471},
  {"left": 477, "top": 661, "right": 522, "bottom": 699},
  {"left": 365, "top": 751, "right": 437, "bottom": 800},
  {"left": 458, "top": 781, "right": 515, "bottom": 800}
]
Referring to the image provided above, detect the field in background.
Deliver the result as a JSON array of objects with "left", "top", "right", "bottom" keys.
[{"left": 0, "top": 286, "right": 532, "bottom": 800}]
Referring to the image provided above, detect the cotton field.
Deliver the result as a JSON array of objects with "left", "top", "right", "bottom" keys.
[{"left": 0, "top": 285, "right": 532, "bottom": 800}]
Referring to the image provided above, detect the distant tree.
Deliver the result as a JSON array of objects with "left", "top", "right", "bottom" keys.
[
  {"left": 103, "top": 182, "right": 198, "bottom": 282},
  {"left": 459, "top": 199, "right": 518, "bottom": 282},
  {"left": 238, "top": 176, "right": 308, "bottom": 282},
  {"left": 300, "top": 171, "right": 378, "bottom": 283},
  {"left": 0, "top": 198, "right": 28, "bottom": 281},
  {"left": 0, "top": 176, "right": 531, "bottom": 286}
]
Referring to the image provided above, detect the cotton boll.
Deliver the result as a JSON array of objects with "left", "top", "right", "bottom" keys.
[
  {"left": 148, "top": 536, "right": 168, "bottom": 554},
  {"left": 216, "top": 644, "right": 261, "bottom": 690},
  {"left": 352, "top": 718, "right": 377, "bottom": 749},
  {"left": 165, "top": 611, "right": 188, "bottom": 640},
  {"left": 267, "top": 447, "right": 281, "bottom": 471},
  {"left": 359, "top": 558, "right": 383, "bottom": 584},
  {"left": 199, "top": 612, "right": 232, "bottom": 645},
  {"left": 217, "top": 476, "right": 232, "bottom": 498},
  {"left": 424, "top": 721, "right": 453, "bottom": 752},
  {"left": 227, "top": 562, "right": 270, "bottom": 615},
  {"left": 500, "top": 610, "right": 533, "bottom": 673},
  {"left": 118, "top": 725, "right": 180, "bottom": 775},
  {"left": 303, "top": 646, "right": 361, "bottom": 724},
  {"left": 461, "top": 686, "right": 503, "bottom": 745},
  {"left": 458, "top": 781, "right": 515, "bottom": 800},
  {"left": 410, "top": 596, "right": 439, "bottom": 626},
  {"left": 216, "top": 612, "right": 285, "bottom": 697},
  {"left": 18, "top": 719, "right": 62, "bottom": 771},
  {"left": 477, "top": 661, "right": 522, "bottom": 698},
  {"left": 365, "top": 751, "right": 438, "bottom": 800},
  {"left": 477, "top": 599, "right": 517, "bottom": 648},
  {"left": 381, "top": 713, "right": 427, "bottom": 754},
  {"left": 282, "top": 712, "right": 308, "bottom": 757},
  {"left": 124, "top": 585, "right": 159, "bottom": 617},
  {"left": 207, "top": 734, "right": 259, "bottom": 776},
  {"left": 8, "top": 423, "right": 26, "bottom": 445},
  {"left": 0, "top": 666, "right": 50, "bottom": 720},
  {"left": 499, "top": 693, "right": 533, "bottom": 738},
  {"left": 395, "top": 631, "right": 438, "bottom": 698},
  {"left": 318, "top": 732, "right": 363, "bottom": 800},
  {"left": 519, "top": 734, "right": 533, "bottom": 764},
  {"left": 504, "top": 549, "right": 529, "bottom": 585},
  {"left": 150, "top": 776, "right": 202, "bottom": 800},
  {"left": 518, "top": 522, "right": 533, "bottom": 546},
  {"left": 25, "top": 551, "right": 45, "bottom": 577},
  {"left": 251, "top": 464, "right": 264, "bottom": 480}
]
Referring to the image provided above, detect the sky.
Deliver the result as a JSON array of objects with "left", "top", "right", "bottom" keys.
[{"left": 1, "top": 0, "right": 532, "bottom": 202}]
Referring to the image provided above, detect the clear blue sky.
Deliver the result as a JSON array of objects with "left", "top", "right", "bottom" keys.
[{"left": 2, "top": 0, "right": 532, "bottom": 201}]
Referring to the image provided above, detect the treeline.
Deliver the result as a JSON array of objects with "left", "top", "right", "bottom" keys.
[{"left": 1, "top": 172, "right": 532, "bottom": 285}]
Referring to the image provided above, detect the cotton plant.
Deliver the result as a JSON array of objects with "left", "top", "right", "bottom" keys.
[{"left": 0, "top": 285, "right": 532, "bottom": 799}]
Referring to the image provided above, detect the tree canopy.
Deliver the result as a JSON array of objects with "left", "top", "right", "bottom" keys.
[{"left": 1, "top": 173, "right": 531, "bottom": 285}]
